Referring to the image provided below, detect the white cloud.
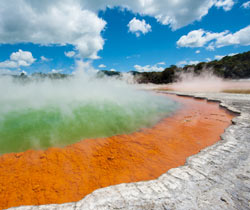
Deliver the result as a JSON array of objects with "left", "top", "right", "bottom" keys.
[
  {"left": 177, "top": 52, "right": 237, "bottom": 67},
  {"left": 64, "top": 51, "right": 76, "bottom": 58},
  {"left": 0, "top": 0, "right": 236, "bottom": 60},
  {"left": 214, "top": 53, "right": 237, "bottom": 60},
  {"left": 126, "top": 54, "right": 140, "bottom": 59},
  {"left": 10, "top": 50, "right": 36, "bottom": 66},
  {"left": 51, "top": 69, "right": 63, "bottom": 73},
  {"left": 85, "top": 0, "right": 235, "bottom": 30},
  {"left": 242, "top": 1, "right": 250, "bottom": 8},
  {"left": 40, "top": 56, "right": 50, "bottom": 62},
  {"left": 128, "top": 18, "right": 151, "bottom": 37},
  {"left": 0, "top": 68, "right": 16, "bottom": 75},
  {"left": 0, "top": 68, "right": 27, "bottom": 75},
  {"left": 228, "top": 53, "right": 237, "bottom": 56},
  {"left": 189, "top": 60, "right": 200, "bottom": 65},
  {"left": 134, "top": 63, "right": 164, "bottom": 72},
  {"left": 177, "top": 25, "right": 250, "bottom": 49},
  {"left": 206, "top": 43, "right": 216, "bottom": 51},
  {"left": 176, "top": 60, "right": 188, "bottom": 66},
  {"left": 0, "top": 49, "right": 35, "bottom": 69},
  {"left": 195, "top": 50, "right": 201, "bottom": 54},
  {"left": 0, "top": 60, "right": 19, "bottom": 69},
  {"left": 177, "top": 29, "right": 228, "bottom": 48},
  {"left": 157, "top": 62, "right": 166, "bottom": 65},
  {"left": 98, "top": 64, "right": 106, "bottom": 68},
  {"left": 110, "top": 68, "right": 116, "bottom": 72},
  {"left": 176, "top": 60, "right": 200, "bottom": 66},
  {"left": 216, "top": 25, "right": 250, "bottom": 47},
  {"left": 0, "top": 1, "right": 106, "bottom": 59},
  {"left": 215, "top": 0, "right": 235, "bottom": 11},
  {"left": 214, "top": 55, "right": 225, "bottom": 60}
]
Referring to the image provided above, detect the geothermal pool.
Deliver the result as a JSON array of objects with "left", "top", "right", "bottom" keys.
[
  {"left": 0, "top": 76, "right": 177, "bottom": 154},
  {"left": 0, "top": 75, "right": 235, "bottom": 210},
  {"left": 0, "top": 93, "right": 234, "bottom": 210}
]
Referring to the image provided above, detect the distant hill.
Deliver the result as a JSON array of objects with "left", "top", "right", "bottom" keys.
[
  {"left": 130, "top": 50, "right": 250, "bottom": 84},
  {"left": 0, "top": 72, "right": 71, "bottom": 82},
  {"left": 184, "top": 51, "right": 250, "bottom": 79},
  {"left": 4, "top": 51, "right": 250, "bottom": 84},
  {"left": 99, "top": 51, "right": 250, "bottom": 84}
]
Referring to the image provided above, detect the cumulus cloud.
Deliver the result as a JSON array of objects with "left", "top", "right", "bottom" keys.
[
  {"left": 176, "top": 60, "right": 188, "bottom": 66},
  {"left": 206, "top": 43, "right": 216, "bottom": 51},
  {"left": 126, "top": 54, "right": 140, "bottom": 59},
  {"left": 0, "top": 1, "right": 106, "bottom": 59},
  {"left": 0, "top": 69, "right": 15, "bottom": 75},
  {"left": 65, "top": 51, "right": 76, "bottom": 58},
  {"left": 0, "top": 49, "right": 35, "bottom": 69},
  {"left": 177, "top": 29, "right": 228, "bottom": 48},
  {"left": 128, "top": 18, "right": 151, "bottom": 37},
  {"left": 195, "top": 50, "right": 201, "bottom": 54},
  {"left": 214, "top": 55, "right": 225, "bottom": 60},
  {"left": 110, "top": 68, "right": 116, "bottom": 72},
  {"left": 98, "top": 64, "right": 106, "bottom": 68},
  {"left": 215, "top": 25, "right": 250, "bottom": 47},
  {"left": 176, "top": 60, "right": 200, "bottom": 66},
  {"left": 229, "top": 53, "right": 239, "bottom": 57},
  {"left": 40, "top": 56, "right": 50, "bottom": 62},
  {"left": 215, "top": 0, "right": 235, "bottom": 11},
  {"left": 0, "top": 0, "right": 236, "bottom": 60},
  {"left": 0, "top": 61, "right": 19, "bottom": 69},
  {"left": 177, "top": 25, "right": 250, "bottom": 49},
  {"left": 10, "top": 50, "right": 36, "bottom": 66},
  {"left": 189, "top": 60, "right": 200, "bottom": 65},
  {"left": 214, "top": 53, "right": 237, "bottom": 60},
  {"left": 177, "top": 52, "right": 237, "bottom": 67},
  {"left": 157, "top": 62, "right": 166, "bottom": 65},
  {"left": 126, "top": 0, "right": 235, "bottom": 29},
  {"left": 134, "top": 63, "right": 164, "bottom": 72},
  {"left": 242, "top": 1, "right": 250, "bottom": 9},
  {"left": 85, "top": 0, "right": 235, "bottom": 29},
  {"left": 51, "top": 69, "right": 63, "bottom": 74}
]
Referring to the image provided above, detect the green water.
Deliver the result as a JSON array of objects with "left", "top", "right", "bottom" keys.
[
  {"left": 0, "top": 76, "right": 179, "bottom": 154},
  {"left": 0, "top": 97, "right": 178, "bottom": 154}
]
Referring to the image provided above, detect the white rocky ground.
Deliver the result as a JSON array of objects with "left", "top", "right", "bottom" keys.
[{"left": 7, "top": 92, "right": 250, "bottom": 210}]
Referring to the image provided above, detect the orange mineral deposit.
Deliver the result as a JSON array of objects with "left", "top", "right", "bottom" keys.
[{"left": 0, "top": 94, "right": 235, "bottom": 210}]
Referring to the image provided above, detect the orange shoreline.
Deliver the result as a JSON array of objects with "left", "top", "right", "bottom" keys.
[{"left": 0, "top": 94, "right": 234, "bottom": 210}]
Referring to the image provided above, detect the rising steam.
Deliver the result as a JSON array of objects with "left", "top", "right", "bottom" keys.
[
  {"left": 166, "top": 71, "right": 250, "bottom": 92},
  {"left": 0, "top": 70, "right": 178, "bottom": 154}
]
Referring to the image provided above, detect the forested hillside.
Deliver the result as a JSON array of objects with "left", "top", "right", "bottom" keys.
[{"left": 136, "top": 51, "right": 250, "bottom": 84}]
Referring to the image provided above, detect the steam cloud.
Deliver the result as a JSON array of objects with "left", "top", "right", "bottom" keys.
[
  {"left": 166, "top": 71, "right": 250, "bottom": 92},
  {"left": 0, "top": 71, "right": 177, "bottom": 154}
]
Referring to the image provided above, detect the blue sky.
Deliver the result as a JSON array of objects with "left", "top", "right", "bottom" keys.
[{"left": 0, "top": 0, "right": 250, "bottom": 74}]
